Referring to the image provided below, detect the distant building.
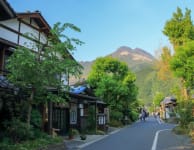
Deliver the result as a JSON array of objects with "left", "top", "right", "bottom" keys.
[{"left": 160, "top": 96, "right": 177, "bottom": 119}]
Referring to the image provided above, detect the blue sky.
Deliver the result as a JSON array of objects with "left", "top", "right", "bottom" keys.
[{"left": 8, "top": 0, "right": 194, "bottom": 61}]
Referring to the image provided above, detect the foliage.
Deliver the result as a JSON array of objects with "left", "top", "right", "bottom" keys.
[
  {"left": 177, "top": 101, "right": 193, "bottom": 127},
  {"left": 109, "top": 119, "right": 123, "bottom": 127},
  {"left": 96, "top": 130, "right": 105, "bottom": 135},
  {"left": 68, "top": 128, "right": 79, "bottom": 138},
  {"left": 30, "top": 109, "right": 42, "bottom": 128},
  {"left": 172, "top": 125, "right": 189, "bottom": 135},
  {"left": 163, "top": 7, "right": 194, "bottom": 50},
  {"left": 170, "top": 41, "right": 194, "bottom": 89},
  {"left": 163, "top": 7, "right": 194, "bottom": 100},
  {"left": 6, "top": 22, "right": 83, "bottom": 127},
  {"left": 88, "top": 57, "right": 138, "bottom": 124},
  {"left": 155, "top": 46, "right": 173, "bottom": 81},
  {"left": 86, "top": 106, "right": 96, "bottom": 131},
  {"left": 2, "top": 118, "right": 34, "bottom": 143},
  {"left": 153, "top": 92, "right": 164, "bottom": 106},
  {"left": 188, "top": 122, "right": 194, "bottom": 141},
  {"left": 0, "top": 134, "right": 63, "bottom": 150}
]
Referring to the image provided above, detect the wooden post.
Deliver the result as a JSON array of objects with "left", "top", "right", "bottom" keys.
[
  {"left": 48, "top": 101, "right": 53, "bottom": 135},
  {"left": 95, "top": 102, "right": 97, "bottom": 134}
]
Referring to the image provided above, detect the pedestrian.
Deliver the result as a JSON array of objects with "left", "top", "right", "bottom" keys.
[
  {"left": 141, "top": 108, "right": 146, "bottom": 121},
  {"left": 157, "top": 112, "right": 160, "bottom": 118}
]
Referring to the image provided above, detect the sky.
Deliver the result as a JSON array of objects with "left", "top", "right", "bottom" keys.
[{"left": 8, "top": 0, "right": 194, "bottom": 61}]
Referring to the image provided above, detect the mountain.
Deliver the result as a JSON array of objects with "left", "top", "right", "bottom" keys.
[
  {"left": 108, "top": 46, "right": 155, "bottom": 71},
  {"left": 72, "top": 46, "right": 156, "bottom": 105},
  {"left": 78, "top": 46, "right": 155, "bottom": 79}
]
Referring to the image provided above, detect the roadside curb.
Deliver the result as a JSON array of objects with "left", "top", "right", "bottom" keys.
[{"left": 76, "top": 128, "right": 122, "bottom": 149}]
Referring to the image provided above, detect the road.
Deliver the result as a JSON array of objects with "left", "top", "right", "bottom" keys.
[{"left": 81, "top": 117, "right": 193, "bottom": 150}]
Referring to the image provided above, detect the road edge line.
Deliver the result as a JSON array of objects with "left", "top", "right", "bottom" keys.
[
  {"left": 151, "top": 129, "right": 171, "bottom": 150},
  {"left": 76, "top": 128, "right": 121, "bottom": 149}
]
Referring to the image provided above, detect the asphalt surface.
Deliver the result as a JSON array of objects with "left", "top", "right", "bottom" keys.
[{"left": 60, "top": 117, "right": 194, "bottom": 150}]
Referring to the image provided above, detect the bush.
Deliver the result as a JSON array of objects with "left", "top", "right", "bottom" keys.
[
  {"left": 31, "top": 109, "right": 42, "bottom": 128},
  {"left": 109, "top": 119, "right": 123, "bottom": 127},
  {"left": 110, "top": 111, "right": 123, "bottom": 121},
  {"left": 3, "top": 118, "right": 34, "bottom": 143},
  {"left": 188, "top": 122, "right": 194, "bottom": 142},
  {"left": 177, "top": 101, "right": 193, "bottom": 127},
  {"left": 0, "top": 135, "right": 63, "bottom": 150},
  {"left": 130, "top": 110, "right": 139, "bottom": 121},
  {"left": 172, "top": 125, "right": 189, "bottom": 135},
  {"left": 68, "top": 128, "right": 79, "bottom": 138},
  {"left": 96, "top": 130, "right": 105, "bottom": 135}
]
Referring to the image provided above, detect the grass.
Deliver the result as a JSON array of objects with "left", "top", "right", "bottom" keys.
[
  {"left": 0, "top": 136, "right": 64, "bottom": 150},
  {"left": 172, "top": 125, "right": 189, "bottom": 135}
]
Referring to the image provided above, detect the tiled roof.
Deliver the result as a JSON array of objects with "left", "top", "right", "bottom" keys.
[{"left": 0, "top": 75, "right": 14, "bottom": 89}]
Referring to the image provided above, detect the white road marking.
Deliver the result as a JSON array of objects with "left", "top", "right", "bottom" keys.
[
  {"left": 157, "top": 118, "right": 163, "bottom": 124},
  {"left": 151, "top": 129, "right": 171, "bottom": 150}
]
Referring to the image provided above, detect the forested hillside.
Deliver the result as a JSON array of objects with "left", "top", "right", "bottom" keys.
[{"left": 78, "top": 46, "right": 157, "bottom": 105}]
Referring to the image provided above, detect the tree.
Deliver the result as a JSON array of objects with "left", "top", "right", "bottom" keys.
[
  {"left": 153, "top": 92, "right": 164, "bottom": 107},
  {"left": 163, "top": 7, "right": 194, "bottom": 50},
  {"left": 155, "top": 46, "right": 173, "bottom": 80},
  {"left": 88, "top": 57, "right": 138, "bottom": 123},
  {"left": 7, "top": 22, "right": 83, "bottom": 127},
  {"left": 163, "top": 7, "right": 194, "bottom": 100},
  {"left": 170, "top": 41, "right": 194, "bottom": 96}
]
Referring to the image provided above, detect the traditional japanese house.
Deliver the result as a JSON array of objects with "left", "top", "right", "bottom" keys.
[
  {"left": 0, "top": 0, "right": 108, "bottom": 136},
  {"left": 0, "top": 0, "right": 50, "bottom": 75},
  {"left": 160, "top": 96, "right": 177, "bottom": 119},
  {"left": 69, "top": 85, "right": 108, "bottom": 132},
  {"left": 0, "top": 0, "right": 68, "bottom": 134}
]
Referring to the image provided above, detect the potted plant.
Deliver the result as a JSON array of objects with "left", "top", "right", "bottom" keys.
[
  {"left": 68, "top": 128, "right": 79, "bottom": 139},
  {"left": 68, "top": 128, "right": 73, "bottom": 139},
  {"left": 80, "top": 134, "right": 87, "bottom": 140}
]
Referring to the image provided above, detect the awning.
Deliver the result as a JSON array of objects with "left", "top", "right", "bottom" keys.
[{"left": 70, "top": 86, "right": 86, "bottom": 94}]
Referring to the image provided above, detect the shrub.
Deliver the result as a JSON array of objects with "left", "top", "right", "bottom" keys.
[
  {"left": 188, "top": 122, "right": 194, "bottom": 142},
  {"left": 172, "top": 125, "right": 189, "bottom": 135},
  {"left": 68, "top": 128, "right": 79, "bottom": 138},
  {"left": 177, "top": 101, "right": 193, "bottom": 127},
  {"left": 31, "top": 109, "right": 42, "bottom": 128},
  {"left": 96, "top": 130, "right": 105, "bottom": 135},
  {"left": 109, "top": 119, "right": 123, "bottom": 127},
  {"left": 3, "top": 118, "right": 33, "bottom": 143},
  {"left": 0, "top": 135, "right": 63, "bottom": 150}
]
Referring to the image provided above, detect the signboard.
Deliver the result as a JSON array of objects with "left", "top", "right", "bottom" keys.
[{"left": 70, "top": 104, "right": 77, "bottom": 124}]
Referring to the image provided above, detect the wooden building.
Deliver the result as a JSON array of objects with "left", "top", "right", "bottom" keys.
[
  {"left": 160, "top": 96, "right": 177, "bottom": 119},
  {"left": 0, "top": 0, "right": 108, "bottom": 136},
  {"left": 0, "top": 0, "right": 50, "bottom": 75}
]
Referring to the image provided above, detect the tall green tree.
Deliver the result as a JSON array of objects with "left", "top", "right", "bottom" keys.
[
  {"left": 170, "top": 41, "right": 194, "bottom": 94},
  {"left": 7, "top": 22, "right": 83, "bottom": 127},
  {"left": 88, "top": 57, "right": 138, "bottom": 123},
  {"left": 163, "top": 7, "right": 194, "bottom": 99},
  {"left": 163, "top": 7, "right": 194, "bottom": 50}
]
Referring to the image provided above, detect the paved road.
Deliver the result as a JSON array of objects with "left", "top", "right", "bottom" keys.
[{"left": 80, "top": 117, "right": 193, "bottom": 150}]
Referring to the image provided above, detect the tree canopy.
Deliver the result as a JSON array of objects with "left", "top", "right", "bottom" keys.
[
  {"left": 163, "top": 7, "right": 194, "bottom": 50},
  {"left": 88, "top": 57, "right": 138, "bottom": 123},
  {"left": 7, "top": 22, "right": 83, "bottom": 127},
  {"left": 170, "top": 41, "right": 194, "bottom": 89},
  {"left": 163, "top": 7, "right": 194, "bottom": 99}
]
